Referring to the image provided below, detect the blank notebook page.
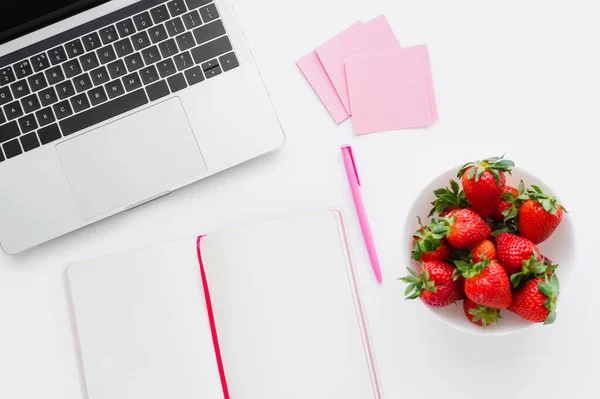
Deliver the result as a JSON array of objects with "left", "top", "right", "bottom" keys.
[
  {"left": 201, "top": 210, "right": 376, "bottom": 399},
  {"left": 65, "top": 240, "right": 223, "bottom": 399}
]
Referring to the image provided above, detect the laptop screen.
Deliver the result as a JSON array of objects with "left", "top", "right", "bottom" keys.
[{"left": 0, "top": 0, "right": 111, "bottom": 45}]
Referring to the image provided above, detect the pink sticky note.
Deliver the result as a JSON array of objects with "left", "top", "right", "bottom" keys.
[
  {"left": 346, "top": 46, "right": 436, "bottom": 135},
  {"left": 316, "top": 15, "right": 401, "bottom": 114},
  {"left": 296, "top": 22, "right": 362, "bottom": 124}
]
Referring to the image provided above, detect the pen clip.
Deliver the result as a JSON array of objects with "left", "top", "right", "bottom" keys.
[{"left": 344, "top": 145, "right": 360, "bottom": 186}]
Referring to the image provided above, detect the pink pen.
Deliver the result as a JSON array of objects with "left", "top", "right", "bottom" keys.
[{"left": 341, "top": 145, "right": 382, "bottom": 284}]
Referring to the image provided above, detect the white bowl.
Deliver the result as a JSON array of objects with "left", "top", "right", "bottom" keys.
[{"left": 403, "top": 165, "right": 575, "bottom": 336}]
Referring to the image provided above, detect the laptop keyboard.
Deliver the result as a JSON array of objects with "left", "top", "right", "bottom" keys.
[{"left": 0, "top": 0, "right": 239, "bottom": 163}]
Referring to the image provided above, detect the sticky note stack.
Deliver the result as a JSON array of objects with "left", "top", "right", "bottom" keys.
[{"left": 297, "top": 16, "right": 438, "bottom": 135}]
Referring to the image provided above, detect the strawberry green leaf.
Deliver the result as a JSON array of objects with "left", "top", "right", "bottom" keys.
[{"left": 544, "top": 309, "right": 557, "bottom": 325}]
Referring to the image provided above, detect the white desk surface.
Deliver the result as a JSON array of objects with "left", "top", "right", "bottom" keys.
[{"left": 1, "top": 0, "right": 598, "bottom": 398}]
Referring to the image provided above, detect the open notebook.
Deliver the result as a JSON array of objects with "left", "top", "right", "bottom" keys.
[{"left": 65, "top": 210, "right": 381, "bottom": 399}]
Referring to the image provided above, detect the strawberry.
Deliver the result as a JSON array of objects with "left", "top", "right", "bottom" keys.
[
  {"left": 429, "top": 180, "right": 470, "bottom": 217},
  {"left": 509, "top": 249, "right": 555, "bottom": 288},
  {"left": 463, "top": 297, "right": 502, "bottom": 327},
  {"left": 508, "top": 274, "right": 559, "bottom": 324},
  {"left": 400, "top": 261, "right": 464, "bottom": 307},
  {"left": 458, "top": 156, "right": 514, "bottom": 218},
  {"left": 518, "top": 185, "right": 566, "bottom": 244},
  {"left": 491, "top": 186, "right": 519, "bottom": 221},
  {"left": 471, "top": 239, "right": 496, "bottom": 263},
  {"left": 429, "top": 209, "right": 491, "bottom": 250},
  {"left": 454, "top": 257, "right": 512, "bottom": 309},
  {"left": 496, "top": 233, "right": 542, "bottom": 275},
  {"left": 412, "top": 217, "right": 451, "bottom": 262}
]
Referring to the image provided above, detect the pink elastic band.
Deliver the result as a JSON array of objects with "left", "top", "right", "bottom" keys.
[{"left": 196, "top": 235, "right": 231, "bottom": 399}]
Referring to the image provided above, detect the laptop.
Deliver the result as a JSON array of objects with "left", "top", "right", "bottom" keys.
[{"left": 0, "top": 0, "right": 285, "bottom": 254}]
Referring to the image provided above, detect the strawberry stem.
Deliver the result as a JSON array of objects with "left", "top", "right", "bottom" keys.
[
  {"left": 428, "top": 180, "right": 470, "bottom": 217},
  {"left": 399, "top": 267, "right": 437, "bottom": 300},
  {"left": 458, "top": 155, "right": 515, "bottom": 184}
]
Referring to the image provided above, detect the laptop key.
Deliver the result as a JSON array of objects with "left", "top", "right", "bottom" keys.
[
  {"left": 31, "top": 53, "right": 50, "bottom": 72},
  {"left": 18, "top": 114, "right": 38, "bottom": 133},
  {"left": 116, "top": 18, "right": 136, "bottom": 37},
  {"left": 45, "top": 66, "right": 65, "bottom": 85},
  {"left": 183, "top": 10, "right": 202, "bottom": 30},
  {"left": 125, "top": 53, "right": 145, "bottom": 72},
  {"left": 183, "top": 65, "right": 204, "bottom": 86},
  {"left": 114, "top": 38, "right": 134, "bottom": 58},
  {"left": 141, "top": 45, "right": 162, "bottom": 65},
  {"left": 166, "top": 18, "right": 185, "bottom": 37},
  {"left": 131, "top": 31, "right": 151, "bottom": 51},
  {"left": 3, "top": 139, "right": 22, "bottom": 159},
  {"left": 159, "top": 39, "right": 179, "bottom": 58},
  {"left": 167, "top": 73, "right": 187, "bottom": 92},
  {"left": 28, "top": 73, "right": 48, "bottom": 92},
  {"left": 13, "top": 60, "right": 33, "bottom": 79},
  {"left": 174, "top": 51, "right": 193, "bottom": 71},
  {"left": 56, "top": 80, "right": 75, "bottom": 100},
  {"left": 38, "top": 123, "right": 62, "bottom": 145},
  {"left": 60, "top": 89, "right": 148, "bottom": 136},
  {"left": 140, "top": 65, "right": 160, "bottom": 85},
  {"left": 107, "top": 59, "right": 127, "bottom": 79},
  {"left": 193, "top": 20, "right": 225, "bottom": 45},
  {"left": 146, "top": 80, "right": 170, "bottom": 101},
  {"left": 191, "top": 35, "right": 232, "bottom": 64},
  {"left": 70, "top": 93, "right": 91, "bottom": 113},
  {"left": 157, "top": 59, "right": 177, "bottom": 78},
  {"left": 97, "top": 46, "right": 117, "bottom": 64},
  {"left": 122, "top": 72, "right": 142, "bottom": 92},
  {"left": 185, "top": 0, "right": 212, "bottom": 9},
  {"left": 105, "top": 80, "right": 125, "bottom": 99},
  {"left": 80, "top": 52, "right": 100, "bottom": 71},
  {"left": 20, "top": 133, "right": 40, "bottom": 152},
  {"left": 88, "top": 87, "right": 108, "bottom": 106},
  {"left": 21, "top": 94, "right": 41, "bottom": 114},
  {"left": 39, "top": 87, "right": 58, "bottom": 107},
  {"left": 201, "top": 59, "right": 218, "bottom": 71},
  {"left": 168, "top": 0, "right": 188, "bottom": 17},
  {"left": 35, "top": 107, "right": 56, "bottom": 127},
  {"left": 90, "top": 66, "right": 110, "bottom": 86},
  {"left": 0, "top": 121, "right": 20, "bottom": 143},
  {"left": 0, "top": 148, "right": 4, "bottom": 162},
  {"left": 82, "top": 32, "right": 102, "bottom": 52},
  {"left": 65, "top": 39, "right": 85, "bottom": 58},
  {"left": 99, "top": 25, "right": 119, "bottom": 45},
  {"left": 151, "top": 5, "right": 170, "bottom": 23},
  {"left": 204, "top": 64, "right": 221, "bottom": 78},
  {"left": 199, "top": 3, "right": 219, "bottom": 23},
  {"left": 53, "top": 100, "right": 73, "bottom": 120},
  {"left": 63, "top": 59, "right": 82, "bottom": 79},
  {"left": 4, "top": 101, "right": 23, "bottom": 120},
  {"left": 74, "top": 73, "right": 93, "bottom": 93},
  {"left": 0, "top": 109, "right": 4, "bottom": 124},
  {"left": 133, "top": 11, "right": 153, "bottom": 31},
  {"left": 0, "top": 86, "right": 13, "bottom": 106},
  {"left": 1, "top": 67, "right": 16, "bottom": 86},
  {"left": 148, "top": 25, "right": 168, "bottom": 44},
  {"left": 48, "top": 46, "right": 67, "bottom": 65},
  {"left": 176, "top": 32, "right": 196, "bottom": 52},
  {"left": 219, "top": 52, "right": 239, "bottom": 72}
]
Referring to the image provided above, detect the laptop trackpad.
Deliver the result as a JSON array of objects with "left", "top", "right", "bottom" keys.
[{"left": 57, "top": 98, "right": 207, "bottom": 220}]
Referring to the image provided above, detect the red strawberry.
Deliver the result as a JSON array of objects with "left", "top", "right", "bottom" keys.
[
  {"left": 509, "top": 274, "right": 559, "bottom": 324},
  {"left": 491, "top": 186, "right": 519, "bottom": 221},
  {"left": 471, "top": 240, "right": 496, "bottom": 263},
  {"left": 454, "top": 258, "right": 512, "bottom": 309},
  {"left": 429, "top": 180, "right": 470, "bottom": 217},
  {"left": 518, "top": 185, "right": 566, "bottom": 244},
  {"left": 411, "top": 218, "right": 451, "bottom": 262},
  {"left": 401, "top": 261, "right": 464, "bottom": 307},
  {"left": 458, "top": 156, "right": 514, "bottom": 218},
  {"left": 463, "top": 297, "right": 502, "bottom": 327},
  {"left": 496, "top": 233, "right": 542, "bottom": 275},
  {"left": 430, "top": 209, "right": 491, "bottom": 250},
  {"left": 508, "top": 249, "right": 554, "bottom": 288}
]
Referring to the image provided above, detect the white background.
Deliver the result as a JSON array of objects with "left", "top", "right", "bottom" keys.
[{"left": 1, "top": 0, "right": 598, "bottom": 398}]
